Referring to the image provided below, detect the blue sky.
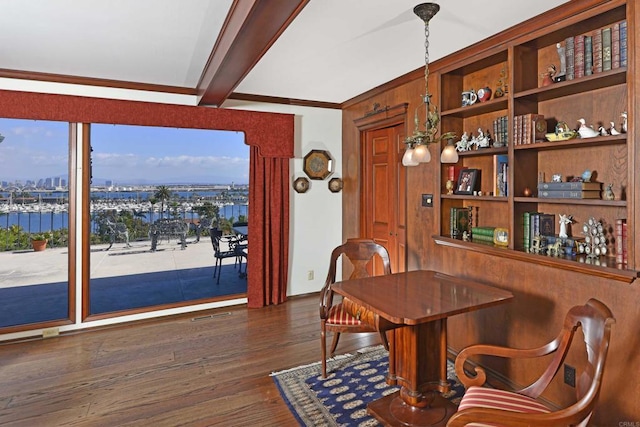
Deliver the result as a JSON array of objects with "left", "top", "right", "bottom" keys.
[{"left": 0, "top": 118, "right": 249, "bottom": 185}]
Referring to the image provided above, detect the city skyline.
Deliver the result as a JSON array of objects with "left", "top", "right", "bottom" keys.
[{"left": 0, "top": 118, "right": 250, "bottom": 184}]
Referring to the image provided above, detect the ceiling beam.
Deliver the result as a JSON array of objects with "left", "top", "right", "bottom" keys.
[
  {"left": 197, "top": 0, "right": 309, "bottom": 107},
  {"left": 228, "top": 92, "right": 341, "bottom": 110}
]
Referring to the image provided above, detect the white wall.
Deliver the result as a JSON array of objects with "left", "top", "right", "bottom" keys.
[{"left": 222, "top": 100, "right": 343, "bottom": 296}]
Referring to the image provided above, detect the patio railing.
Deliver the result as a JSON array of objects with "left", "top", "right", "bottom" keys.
[{"left": 0, "top": 206, "right": 248, "bottom": 252}]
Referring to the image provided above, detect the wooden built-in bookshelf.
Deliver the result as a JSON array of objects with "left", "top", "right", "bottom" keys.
[{"left": 434, "top": 0, "right": 637, "bottom": 279}]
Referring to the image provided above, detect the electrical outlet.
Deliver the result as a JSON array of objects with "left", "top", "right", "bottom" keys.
[
  {"left": 564, "top": 364, "right": 576, "bottom": 387},
  {"left": 42, "top": 327, "right": 59, "bottom": 339},
  {"left": 307, "top": 270, "right": 314, "bottom": 280}
]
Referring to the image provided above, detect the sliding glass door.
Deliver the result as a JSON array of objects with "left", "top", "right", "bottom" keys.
[
  {"left": 86, "top": 124, "right": 249, "bottom": 317},
  {"left": 0, "top": 118, "right": 70, "bottom": 330}
]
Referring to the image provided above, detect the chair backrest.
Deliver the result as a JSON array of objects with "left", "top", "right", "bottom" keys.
[
  {"left": 326, "top": 238, "right": 392, "bottom": 285},
  {"left": 522, "top": 298, "right": 615, "bottom": 424},
  {"left": 320, "top": 238, "right": 391, "bottom": 319},
  {"left": 209, "top": 228, "right": 222, "bottom": 253}
]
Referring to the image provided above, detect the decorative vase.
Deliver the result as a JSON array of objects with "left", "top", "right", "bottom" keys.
[
  {"left": 446, "top": 180, "right": 454, "bottom": 195},
  {"left": 31, "top": 239, "right": 47, "bottom": 252}
]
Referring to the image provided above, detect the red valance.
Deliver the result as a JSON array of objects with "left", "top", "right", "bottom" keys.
[{"left": 0, "top": 89, "right": 294, "bottom": 158}]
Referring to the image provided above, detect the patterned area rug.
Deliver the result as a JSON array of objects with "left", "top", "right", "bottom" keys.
[{"left": 271, "top": 346, "right": 465, "bottom": 427}]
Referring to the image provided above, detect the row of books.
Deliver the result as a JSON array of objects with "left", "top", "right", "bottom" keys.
[
  {"left": 449, "top": 207, "right": 471, "bottom": 239},
  {"left": 492, "top": 116, "right": 509, "bottom": 147},
  {"left": 537, "top": 181, "right": 602, "bottom": 199},
  {"left": 471, "top": 226, "right": 495, "bottom": 244},
  {"left": 523, "top": 211, "right": 556, "bottom": 252},
  {"left": 615, "top": 218, "right": 627, "bottom": 265},
  {"left": 513, "top": 114, "right": 545, "bottom": 146},
  {"left": 564, "top": 20, "right": 627, "bottom": 81}
]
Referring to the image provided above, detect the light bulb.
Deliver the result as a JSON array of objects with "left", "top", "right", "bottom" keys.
[
  {"left": 402, "top": 147, "right": 419, "bottom": 166},
  {"left": 440, "top": 143, "right": 459, "bottom": 163},
  {"left": 412, "top": 144, "right": 431, "bottom": 163}
]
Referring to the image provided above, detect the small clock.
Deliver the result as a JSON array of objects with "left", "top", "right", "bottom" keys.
[
  {"left": 303, "top": 150, "right": 333, "bottom": 180},
  {"left": 493, "top": 228, "right": 509, "bottom": 246},
  {"left": 532, "top": 116, "right": 547, "bottom": 141},
  {"left": 293, "top": 177, "right": 310, "bottom": 193}
]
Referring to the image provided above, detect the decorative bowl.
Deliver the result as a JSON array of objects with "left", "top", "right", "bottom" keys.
[{"left": 545, "top": 131, "right": 578, "bottom": 142}]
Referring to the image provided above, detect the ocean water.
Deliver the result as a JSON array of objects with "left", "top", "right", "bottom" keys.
[{"left": 0, "top": 204, "right": 248, "bottom": 235}]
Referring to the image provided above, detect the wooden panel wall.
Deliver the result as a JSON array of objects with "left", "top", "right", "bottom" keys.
[{"left": 341, "top": 0, "right": 640, "bottom": 422}]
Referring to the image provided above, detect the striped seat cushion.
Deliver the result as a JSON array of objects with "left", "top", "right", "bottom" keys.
[
  {"left": 326, "top": 304, "right": 362, "bottom": 326},
  {"left": 457, "top": 386, "right": 550, "bottom": 427}
]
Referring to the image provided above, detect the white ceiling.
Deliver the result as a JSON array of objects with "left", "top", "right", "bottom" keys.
[{"left": 0, "top": 0, "right": 569, "bottom": 105}]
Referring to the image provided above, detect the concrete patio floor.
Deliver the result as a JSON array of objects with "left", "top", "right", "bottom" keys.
[
  {"left": 0, "top": 236, "right": 242, "bottom": 289},
  {"left": 0, "top": 236, "right": 247, "bottom": 327}
]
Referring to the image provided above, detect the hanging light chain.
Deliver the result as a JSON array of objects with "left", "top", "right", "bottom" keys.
[{"left": 424, "top": 19, "right": 431, "bottom": 104}]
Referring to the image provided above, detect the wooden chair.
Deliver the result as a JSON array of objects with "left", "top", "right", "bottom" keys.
[
  {"left": 319, "top": 238, "right": 392, "bottom": 378},
  {"left": 447, "top": 298, "right": 615, "bottom": 427}
]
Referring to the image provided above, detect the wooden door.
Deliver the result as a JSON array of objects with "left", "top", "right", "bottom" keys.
[{"left": 361, "top": 123, "right": 406, "bottom": 273}]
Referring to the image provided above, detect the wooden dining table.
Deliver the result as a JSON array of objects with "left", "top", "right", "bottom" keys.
[{"left": 331, "top": 270, "right": 514, "bottom": 427}]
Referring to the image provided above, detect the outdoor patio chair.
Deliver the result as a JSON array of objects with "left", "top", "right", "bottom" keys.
[
  {"left": 231, "top": 222, "right": 248, "bottom": 275},
  {"left": 210, "top": 228, "right": 246, "bottom": 284}
]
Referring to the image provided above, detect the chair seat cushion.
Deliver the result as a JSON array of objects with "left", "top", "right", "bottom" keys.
[
  {"left": 326, "top": 304, "right": 362, "bottom": 326},
  {"left": 457, "top": 386, "right": 550, "bottom": 426}
]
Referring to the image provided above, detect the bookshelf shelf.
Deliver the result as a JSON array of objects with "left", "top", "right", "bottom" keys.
[
  {"left": 441, "top": 98, "right": 509, "bottom": 119},
  {"left": 433, "top": 235, "right": 638, "bottom": 283},
  {"left": 513, "top": 134, "right": 626, "bottom": 151},
  {"left": 443, "top": 195, "right": 507, "bottom": 202},
  {"left": 513, "top": 68, "right": 626, "bottom": 102},
  {"left": 514, "top": 197, "right": 626, "bottom": 207},
  {"left": 458, "top": 147, "right": 508, "bottom": 157}
]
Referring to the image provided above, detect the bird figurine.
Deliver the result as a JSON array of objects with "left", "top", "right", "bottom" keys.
[
  {"left": 621, "top": 112, "right": 628, "bottom": 133},
  {"left": 603, "top": 184, "right": 615, "bottom": 200},
  {"left": 609, "top": 122, "right": 621, "bottom": 135},
  {"left": 581, "top": 169, "right": 592, "bottom": 182},
  {"left": 577, "top": 118, "right": 599, "bottom": 138},
  {"left": 599, "top": 126, "right": 609, "bottom": 136}
]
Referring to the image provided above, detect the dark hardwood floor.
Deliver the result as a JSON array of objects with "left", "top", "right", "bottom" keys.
[{"left": 0, "top": 294, "right": 380, "bottom": 426}]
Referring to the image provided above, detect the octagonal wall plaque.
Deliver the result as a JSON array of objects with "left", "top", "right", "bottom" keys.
[
  {"left": 328, "top": 177, "right": 343, "bottom": 193},
  {"left": 303, "top": 149, "right": 333, "bottom": 180},
  {"left": 293, "top": 177, "right": 310, "bottom": 193}
]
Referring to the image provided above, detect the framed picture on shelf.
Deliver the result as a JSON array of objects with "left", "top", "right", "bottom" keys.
[{"left": 454, "top": 168, "right": 479, "bottom": 195}]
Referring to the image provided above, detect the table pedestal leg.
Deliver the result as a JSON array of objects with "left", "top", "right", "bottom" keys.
[{"left": 368, "top": 319, "right": 456, "bottom": 426}]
